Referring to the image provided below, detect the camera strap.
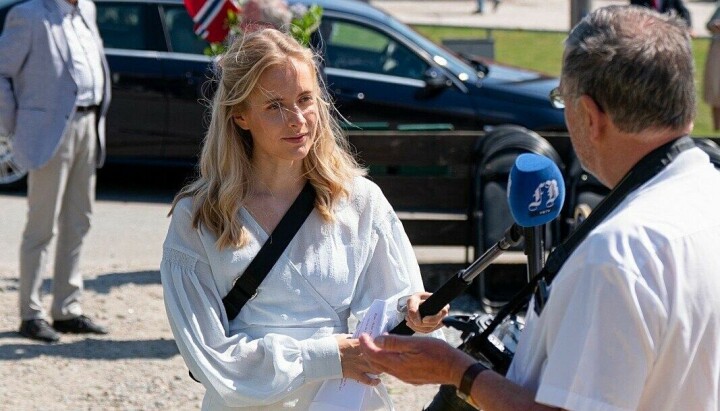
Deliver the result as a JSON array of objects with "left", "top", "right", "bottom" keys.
[{"left": 479, "top": 135, "right": 696, "bottom": 340}]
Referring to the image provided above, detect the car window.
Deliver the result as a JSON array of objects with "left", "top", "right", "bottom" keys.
[
  {"left": 321, "top": 19, "right": 427, "bottom": 80},
  {"left": 96, "top": 2, "right": 166, "bottom": 51},
  {"left": 0, "top": 0, "right": 22, "bottom": 33},
  {"left": 163, "top": 5, "right": 208, "bottom": 54}
]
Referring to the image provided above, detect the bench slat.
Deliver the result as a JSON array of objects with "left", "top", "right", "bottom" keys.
[
  {"left": 371, "top": 176, "right": 470, "bottom": 211},
  {"left": 348, "top": 132, "right": 477, "bottom": 167},
  {"left": 401, "top": 219, "right": 470, "bottom": 246}
]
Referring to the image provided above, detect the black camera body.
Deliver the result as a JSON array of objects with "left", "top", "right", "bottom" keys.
[
  {"left": 422, "top": 313, "right": 524, "bottom": 411},
  {"left": 444, "top": 313, "right": 524, "bottom": 376}
]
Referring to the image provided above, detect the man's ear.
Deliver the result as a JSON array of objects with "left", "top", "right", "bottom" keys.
[
  {"left": 579, "top": 95, "right": 606, "bottom": 143},
  {"left": 233, "top": 112, "right": 250, "bottom": 130}
]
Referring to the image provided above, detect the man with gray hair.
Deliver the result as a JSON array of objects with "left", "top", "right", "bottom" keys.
[{"left": 357, "top": 6, "right": 720, "bottom": 411}]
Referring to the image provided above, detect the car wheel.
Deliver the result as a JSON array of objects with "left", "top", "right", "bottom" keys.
[{"left": 0, "top": 134, "right": 27, "bottom": 190}]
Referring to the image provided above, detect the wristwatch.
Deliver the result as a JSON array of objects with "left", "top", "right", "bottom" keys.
[{"left": 456, "top": 362, "right": 488, "bottom": 408}]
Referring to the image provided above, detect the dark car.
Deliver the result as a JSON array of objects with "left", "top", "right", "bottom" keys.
[{"left": 0, "top": 0, "right": 564, "bottom": 185}]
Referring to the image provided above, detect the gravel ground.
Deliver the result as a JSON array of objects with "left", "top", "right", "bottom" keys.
[
  {"left": 0, "top": 176, "right": 479, "bottom": 410},
  {"left": 0, "top": 268, "right": 477, "bottom": 410}
]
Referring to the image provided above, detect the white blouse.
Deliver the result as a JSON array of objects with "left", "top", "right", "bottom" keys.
[{"left": 161, "top": 176, "right": 437, "bottom": 410}]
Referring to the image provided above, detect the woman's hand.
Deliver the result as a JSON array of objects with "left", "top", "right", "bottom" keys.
[
  {"left": 404, "top": 292, "right": 449, "bottom": 334},
  {"left": 335, "top": 334, "right": 381, "bottom": 386}
]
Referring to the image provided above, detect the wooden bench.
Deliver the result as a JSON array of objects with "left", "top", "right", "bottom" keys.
[
  {"left": 346, "top": 130, "right": 575, "bottom": 248},
  {"left": 348, "top": 130, "right": 478, "bottom": 247},
  {"left": 346, "top": 129, "right": 561, "bottom": 306},
  {"left": 347, "top": 130, "right": 720, "bottom": 307}
]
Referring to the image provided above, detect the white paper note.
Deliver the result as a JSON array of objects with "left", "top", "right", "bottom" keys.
[{"left": 309, "top": 299, "right": 391, "bottom": 411}]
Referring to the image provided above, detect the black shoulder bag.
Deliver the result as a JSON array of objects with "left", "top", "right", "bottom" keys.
[{"left": 189, "top": 182, "right": 316, "bottom": 383}]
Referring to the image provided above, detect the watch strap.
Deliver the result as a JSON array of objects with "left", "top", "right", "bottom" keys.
[{"left": 459, "top": 362, "right": 488, "bottom": 398}]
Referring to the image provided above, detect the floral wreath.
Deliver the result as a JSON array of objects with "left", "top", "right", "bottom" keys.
[{"left": 184, "top": 0, "right": 323, "bottom": 55}]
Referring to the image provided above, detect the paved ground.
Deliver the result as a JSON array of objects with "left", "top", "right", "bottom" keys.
[{"left": 375, "top": 0, "right": 717, "bottom": 37}]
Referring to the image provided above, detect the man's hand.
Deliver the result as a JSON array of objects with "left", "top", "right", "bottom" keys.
[
  {"left": 404, "top": 292, "right": 449, "bottom": 334},
  {"left": 360, "top": 334, "right": 559, "bottom": 411},
  {"left": 335, "top": 334, "right": 381, "bottom": 386},
  {"left": 359, "top": 333, "right": 475, "bottom": 387}
]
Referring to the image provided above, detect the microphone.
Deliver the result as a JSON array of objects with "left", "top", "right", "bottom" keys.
[
  {"left": 390, "top": 153, "right": 565, "bottom": 335},
  {"left": 507, "top": 153, "right": 565, "bottom": 228},
  {"left": 508, "top": 153, "right": 565, "bottom": 310}
]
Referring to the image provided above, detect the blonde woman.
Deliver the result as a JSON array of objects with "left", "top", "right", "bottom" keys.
[{"left": 160, "top": 29, "right": 446, "bottom": 410}]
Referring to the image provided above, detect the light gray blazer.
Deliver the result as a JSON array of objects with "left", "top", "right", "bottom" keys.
[{"left": 0, "top": 0, "right": 111, "bottom": 170}]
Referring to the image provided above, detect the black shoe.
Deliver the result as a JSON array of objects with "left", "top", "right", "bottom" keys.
[
  {"left": 53, "top": 315, "right": 108, "bottom": 335},
  {"left": 19, "top": 319, "right": 60, "bottom": 343}
]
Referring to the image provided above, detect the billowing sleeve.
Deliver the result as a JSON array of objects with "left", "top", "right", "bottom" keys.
[
  {"left": 350, "top": 190, "right": 443, "bottom": 338},
  {"left": 160, "top": 200, "right": 341, "bottom": 407},
  {"left": 0, "top": 6, "right": 31, "bottom": 136}
]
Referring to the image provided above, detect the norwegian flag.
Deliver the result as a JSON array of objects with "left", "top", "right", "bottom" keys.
[{"left": 184, "top": 0, "right": 240, "bottom": 43}]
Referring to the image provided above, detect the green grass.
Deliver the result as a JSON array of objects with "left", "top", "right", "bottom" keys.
[
  {"left": 413, "top": 25, "right": 718, "bottom": 137},
  {"left": 332, "top": 23, "right": 388, "bottom": 50}
]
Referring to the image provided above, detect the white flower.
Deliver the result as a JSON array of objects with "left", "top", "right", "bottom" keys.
[
  {"left": 289, "top": 3, "right": 308, "bottom": 19},
  {"left": 241, "top": 0, "right": 292, "bottom": 31}
]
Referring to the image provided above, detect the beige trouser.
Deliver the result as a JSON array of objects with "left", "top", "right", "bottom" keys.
[{"left": 19, "top": 110, "right": 97, "bottom": 321}]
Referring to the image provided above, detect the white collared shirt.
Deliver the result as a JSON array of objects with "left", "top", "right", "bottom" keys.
[
  {"left": 54, "top": 0, "right": 104, "bottom": 107},
  {"left": 507, "top": 148, "right": 720, "bottom": 411}
]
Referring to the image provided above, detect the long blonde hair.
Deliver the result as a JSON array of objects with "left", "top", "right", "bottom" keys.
[{"left": 170, "top": 28, "right": 365, "bottom": 249}]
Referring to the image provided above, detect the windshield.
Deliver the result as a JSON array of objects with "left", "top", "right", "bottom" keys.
[{"left": 381, "top": 15, "right": 480, "bottom": 81}]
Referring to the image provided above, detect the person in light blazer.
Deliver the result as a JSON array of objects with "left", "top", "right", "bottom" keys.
[
  {"left": 0, "top": 0, "right": 112, "bottom": 343},
  {"left": 629, "top": 0, "right": 692, "bottom": 29}
]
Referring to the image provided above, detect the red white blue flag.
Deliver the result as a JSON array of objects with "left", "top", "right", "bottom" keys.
[{"left": 184, "top": 0, "right": 239, "bottom": 43}]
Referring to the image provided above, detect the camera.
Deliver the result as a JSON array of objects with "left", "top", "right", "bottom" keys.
[
  {"left": 444, "top": 312, "right": 524, "bottom": 376},
  {"left": 421, "top": 313, "right": 524, "bottom": 411}
]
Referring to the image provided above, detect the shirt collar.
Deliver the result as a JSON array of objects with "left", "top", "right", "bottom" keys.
[{"left": 54, "top": 0, "right": 77, "bottom": 17}]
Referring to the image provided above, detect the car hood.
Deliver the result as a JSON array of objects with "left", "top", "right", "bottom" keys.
[{"left": 474, "top": 64, "right": 559, "bottom": 105}]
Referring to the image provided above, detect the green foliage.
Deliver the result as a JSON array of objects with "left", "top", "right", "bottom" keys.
[
  {"left": 227, "top": 8, "right": 239, "bottom": 27},
  {"left": 203, "top": 4, "right": 322, "bottom": 55},
  {"left": 413, "top": 25, "right": 718, "bottom": 137},
  {"left": 203, "top": 9, "right": 239, "bottom": 56},
  {"left": 290, "top": 4, "right": 323, "bottom": 46},
  {"left": 205, "top": 42, "right": 227, "bottom": 56}
]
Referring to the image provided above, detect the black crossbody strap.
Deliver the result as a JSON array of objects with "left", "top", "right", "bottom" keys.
[{"left": 223, "top": 182, "right": 316, "bottom": 321}]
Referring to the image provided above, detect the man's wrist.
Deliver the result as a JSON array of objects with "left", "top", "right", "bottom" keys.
[{"left": 456, "top": 362, "right": 488, "bottom": 407}]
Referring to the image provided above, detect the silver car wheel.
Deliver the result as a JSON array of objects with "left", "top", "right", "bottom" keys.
[{"left": 0, "top": 134, "right": 27, "bottom": 185}]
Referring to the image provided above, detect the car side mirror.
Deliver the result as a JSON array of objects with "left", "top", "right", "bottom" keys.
[{"left": 418, "top": 67, "right": 452, "bottom": 98}]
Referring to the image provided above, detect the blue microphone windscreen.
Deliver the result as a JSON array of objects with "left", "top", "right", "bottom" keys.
[{"left": 507, "top": 153, "right": 565, "bottom": 227}]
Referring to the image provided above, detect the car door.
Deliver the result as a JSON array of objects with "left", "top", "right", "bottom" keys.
[
  {"left": 317, "top": 16, "right": 477, "bottom": 130},
  {"left": 159, "top": 4, "right": 213, "bottom": 161},
  {"left": 96, "top": 1, "right": 167, "bottom": 158}
]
